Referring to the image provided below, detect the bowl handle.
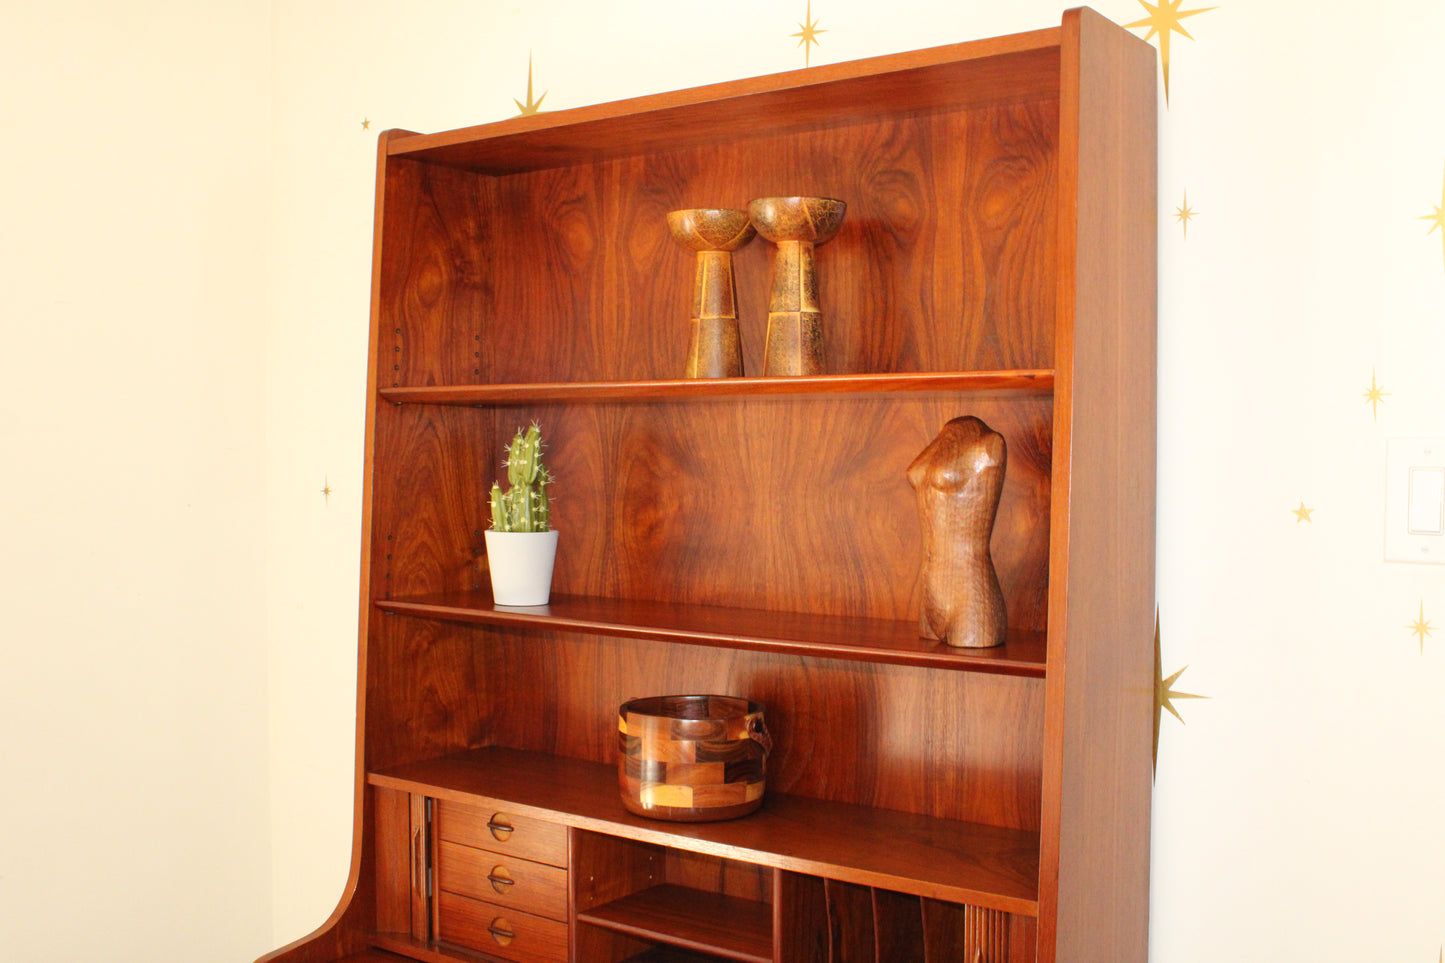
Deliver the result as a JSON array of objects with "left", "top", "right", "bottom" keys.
[{"left": 746, "top": 715, "right": 773, "bottom": 758}]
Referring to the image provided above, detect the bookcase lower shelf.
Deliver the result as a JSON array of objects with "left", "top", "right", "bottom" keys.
[{"left": 368, "top": 746, "right": 1040, "bottom": 916}]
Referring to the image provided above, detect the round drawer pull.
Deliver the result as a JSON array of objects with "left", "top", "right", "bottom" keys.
[
  {"left": 487, "top": 865, "right": 515, "bottom": 894},
  {"left": 486, "top": 814, "right": 514, "bottom": 841},
  {"left": 487, "top": 917, "right": 515, "bottom": 946}
]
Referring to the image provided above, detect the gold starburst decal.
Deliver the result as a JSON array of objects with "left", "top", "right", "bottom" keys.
[
  {"left": 514, "top": 52, "right": 547, "bottom": 116},
  {"left": 1126, "top": 0, "right": 1216, "bottom": 104},
  {"left": 1154, "top": 613, "right": 1207, "bottom": 772},
  {"left": 1421, "top": 163, "right": 1445, "bottom": 273},
  {"left": 1362, "top": 368, "right": 1390, "bottom": 421},
  {"left": 321, "top": 476, "right": 333, "bottom": 505},
  {"left": 361, "top": 118, "right": 371, "bottom": 130},
  {"left": 1174, "top": 190, "right": 1197, "bottom": 238},
  {"left": 1291, "top": 502, "right": 1313, "bottom": 523},
  {"left": 1408, "top": 601, "right": 1433, "bottom": 653},
  {"left": 792, "top": 0, "right": 826, "bottom": 68}
]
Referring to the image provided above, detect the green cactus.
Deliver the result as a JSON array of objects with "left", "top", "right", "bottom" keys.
[{"left": 489, "top": 423, "right": 553, "bottom": 532}]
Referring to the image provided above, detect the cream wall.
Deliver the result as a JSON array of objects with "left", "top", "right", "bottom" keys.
[
  {"left": 0, "top": 1, "right": 273, "bottom": 961},
  {"left": 2, "top": 0, "right": 1440, "bottom": 960}
]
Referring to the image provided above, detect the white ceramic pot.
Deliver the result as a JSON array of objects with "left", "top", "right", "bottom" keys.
[{"left": 483, "top": 530, "right": 559, "bottom": 606}]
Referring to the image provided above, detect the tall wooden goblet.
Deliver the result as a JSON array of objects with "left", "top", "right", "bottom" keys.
[
  {"left": 666, "top": 208, "right": 756, "bottom": 378},
  {"left": 747, "top": 196, "right": 846, "bottom": 376}
]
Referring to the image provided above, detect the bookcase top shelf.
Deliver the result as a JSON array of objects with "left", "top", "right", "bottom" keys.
[
  {"left": 379, "top": 370, "right": 1054, "bottom": 407},
  {"left": 386, "top": 29, "right": 1062, "bottom": 174}
]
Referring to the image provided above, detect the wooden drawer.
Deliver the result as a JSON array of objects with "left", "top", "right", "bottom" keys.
[
  {"left": 437, "top": 839, "right": 568, "bottom": 922},
  {"left": 434, "top": 799, "right": 568, "bottom": 868},
  {"left": 437, "top": 890, "right": 568, "bottom": 963}
]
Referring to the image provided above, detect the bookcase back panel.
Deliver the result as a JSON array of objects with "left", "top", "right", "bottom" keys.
[
  {"left": 356, "top": 397, "right": 1050, "bottom": 627},
  {"left": 368, "top": 403, "right": 498, "bottom": 599},
  {"left": 470, "top": 629, "right": 1045, "bottom": 830},
  {"left": 378, "top": 159, "right": 496, "bottom": 388},
  {"left": 526, "top": 396, "right": 1051, "bottom": 626}
]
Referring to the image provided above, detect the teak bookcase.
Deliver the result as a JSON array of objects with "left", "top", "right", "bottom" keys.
[{"left": 259, "top": 8, "right": 1157, "bottom": 963}]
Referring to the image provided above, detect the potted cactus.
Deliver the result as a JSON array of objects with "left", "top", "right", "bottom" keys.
[{"left": 483, "top": 423, "right": 558, "bottom": 606}]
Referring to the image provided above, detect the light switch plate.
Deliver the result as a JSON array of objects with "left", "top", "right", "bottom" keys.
[{"left": 1385, "top": 437, "right": 1445, "bottom": 564}]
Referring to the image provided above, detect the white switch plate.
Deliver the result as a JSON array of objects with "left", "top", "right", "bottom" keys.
[{"left": 1385, "top": 437, "right": 1445, "bottom": 564}]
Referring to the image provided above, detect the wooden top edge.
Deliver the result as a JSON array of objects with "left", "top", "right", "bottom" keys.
[
  {"left": 387, "top": 27, "right": 1063, "bottom": 169},
  {"left": 377, "top": 371, "right": 1056, "bottom": 406}
]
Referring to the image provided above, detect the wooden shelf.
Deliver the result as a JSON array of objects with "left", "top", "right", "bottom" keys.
[
  {"left": 376, "top": 590, "right": 1047, "bottom": 677},
  {"left": 378, "top": 370, "right": 1054, "bottom": 407},
  {"left": 577, "top": 885, "right": 772, "bottom": 963},
  {"left": 368, "top": 746, "right": 1041, "bottom": 917}
]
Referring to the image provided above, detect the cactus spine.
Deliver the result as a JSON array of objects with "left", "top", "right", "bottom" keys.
[{"left": 489, "top": 424, "right": 552, "bottom": 532}]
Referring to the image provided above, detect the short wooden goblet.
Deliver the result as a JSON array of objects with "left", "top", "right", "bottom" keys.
[
  {"left": 666, "top": 208, "right": 756, "bottom": 378},
  {"left": 746, "top": 196, "right": 847, "bottom": 376}
]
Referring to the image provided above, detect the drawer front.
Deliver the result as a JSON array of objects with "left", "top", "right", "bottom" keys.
[
  {"left": 437, "top": 839, "right": 568, "bottom": 922},
  {"left": 435, "top": 799, "right": 568, "bottom": 868},
  {"left": 437, "top": 890, "right": 568, "bottom": 963}
]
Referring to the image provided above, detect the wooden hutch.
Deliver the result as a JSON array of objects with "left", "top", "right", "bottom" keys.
[{"left": 260, "top": 7, "right": 1157, "bottom": 962}]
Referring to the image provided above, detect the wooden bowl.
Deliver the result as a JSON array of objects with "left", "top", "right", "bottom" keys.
[{"left": 618, "top": 695, "right": 772, "bottom": 822}]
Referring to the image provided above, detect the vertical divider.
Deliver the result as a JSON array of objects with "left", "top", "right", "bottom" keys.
[
  {"left": 920, "top": 898, "right": 1011, "bottom": 962},
  {"left": 371, "top": 787, "right": 412, "bottom": 937},
  {"left": 823, "top": 879, "right": 876, "bottom": 962},
  {"left": 870, "top": 889, "right": 923, "bottom": 962},
  {"left": 774, "top": 870, "right": 828, "bottom": 962},
  {"left": 413, "top": 794, "right": 432, "bottom": 943}
]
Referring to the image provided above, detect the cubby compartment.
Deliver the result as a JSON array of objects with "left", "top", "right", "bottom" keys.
[{"left": 573, "top": 833, "right": 773, "bottom": 962}]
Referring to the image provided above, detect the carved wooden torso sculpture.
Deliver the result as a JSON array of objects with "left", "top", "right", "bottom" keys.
[{"left": 906, "top": 416, "right": 1007, "bottom": 648}]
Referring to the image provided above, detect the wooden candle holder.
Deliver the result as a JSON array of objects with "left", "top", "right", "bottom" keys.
[
  {"left": 747, "top": 196, "right": 846, "bottom": 376},
  {"left": 666, "top": 208, "right": 756, "bottom": 378}
]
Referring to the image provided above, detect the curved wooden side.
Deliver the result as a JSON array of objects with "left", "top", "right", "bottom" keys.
[{"left": 255, "top": 126, "right": 420, "bottom": 963}]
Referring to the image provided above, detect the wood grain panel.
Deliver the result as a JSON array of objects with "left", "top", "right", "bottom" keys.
[
  {"left": 775, "top": 871, "right": 829, "bottom": 963},
  {"left": 364, "top": 615, "right": 490, "bottom": 772},
  {"left": 372, "top": 787, "right": 413, "bottom": 937},
  {"left": 824, "top": 879, "right": 875, "bottom": 963},
  {"left": 477, "top": 396, "right": 1050, "bottom": 629},
  {"left": 369, "top": 404, "right": 495, "bottom": 601},
  {"left": 662, "top": 848, "right": 771, "bottom": 904},
  {"left": 873, "top": 888, "right": 925, "bottom": 963},
  {"left": 448, "top": 102, "right": 1056, "bottom": 386},
  {"left": 488, "top": 163, "right": 609, "bottom": 385},
  {"left": 377, "top": 160, "right": 493, "bottom": 387}
]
